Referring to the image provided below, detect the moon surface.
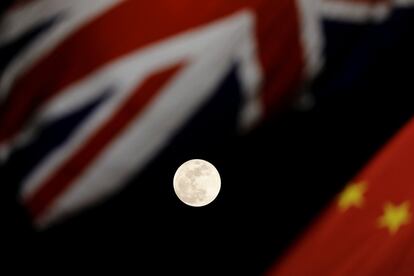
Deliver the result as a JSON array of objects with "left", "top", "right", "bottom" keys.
[{"left": 173, "top": 159, "right": 221, "bottom": 207}]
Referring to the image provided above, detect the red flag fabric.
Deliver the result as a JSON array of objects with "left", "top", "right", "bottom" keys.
[{"left": 268, "top": 117, "right": 414, "bottom": 276}]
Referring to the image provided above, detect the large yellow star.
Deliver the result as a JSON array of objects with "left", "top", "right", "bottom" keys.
[
  {"left": 338, "top": 181, "right": 367, "bottom": 211},
  {"left": 378, "top": 201, "right": 411, "bottom": 235}
]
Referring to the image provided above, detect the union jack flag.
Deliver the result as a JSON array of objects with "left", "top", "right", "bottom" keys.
[{"left": 0, "top": 0, "right": 315, "bottom": 228}]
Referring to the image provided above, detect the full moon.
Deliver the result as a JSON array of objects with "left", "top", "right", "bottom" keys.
[{"left": 173, "top": 159, "right": 221, "bottom": 207}]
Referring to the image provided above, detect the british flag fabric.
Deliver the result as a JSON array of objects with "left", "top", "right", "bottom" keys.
[{"left": 1, "top": 0, "right": 315, "bottom": 228}]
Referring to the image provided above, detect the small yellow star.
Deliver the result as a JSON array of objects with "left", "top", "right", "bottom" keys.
[
  {"left": 338, "top": 181, "right": 367, "bottom": 211},
  {"left": 378, "top": 201, "right": 411, "bottom": 235}
]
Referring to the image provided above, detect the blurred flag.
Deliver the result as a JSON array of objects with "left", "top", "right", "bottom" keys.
[
  {"left": 0, "top": 0, "right": 315, "bottom": 228},
  {"left": 267, "top": 116, "right": 414, "bottom": 275}
]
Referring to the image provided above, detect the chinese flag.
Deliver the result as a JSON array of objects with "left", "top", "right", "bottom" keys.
[{"left": 268, "top": 117, "right": 414, "bottom": 276}]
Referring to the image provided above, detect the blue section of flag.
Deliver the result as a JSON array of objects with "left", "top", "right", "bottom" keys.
[
  {"left": 314, "top": 6, "right": 414, "bottom": 100},
  {"left": 0, "top": 14, "right": 62, "bottom": 76},
  {"left": 0, "top": 89, "right": 111, "bottom": 191}
]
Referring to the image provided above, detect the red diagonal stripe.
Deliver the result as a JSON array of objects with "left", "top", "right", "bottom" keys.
[
  {"left": 0, "top": 1, "right": 247, "bottom": 145},
  {"left": 25, "top": 63, "right": 183, "bottom": 220}
]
